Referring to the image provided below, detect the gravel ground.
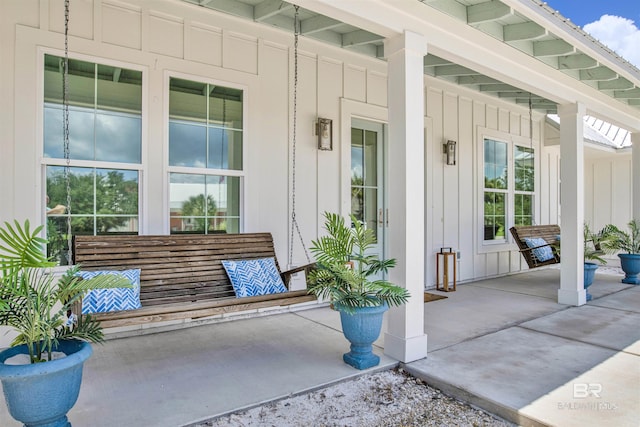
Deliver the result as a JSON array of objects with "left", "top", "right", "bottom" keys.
[{"left": 195, "top": 368, "right": 514, "bottom": 427}]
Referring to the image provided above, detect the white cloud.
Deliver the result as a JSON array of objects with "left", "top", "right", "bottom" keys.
[{"left": 583, "top": 15, "right": 640, "bottom": 67}]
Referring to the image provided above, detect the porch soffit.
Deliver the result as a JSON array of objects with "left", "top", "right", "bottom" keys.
[{"left": 183, "top": 0, "right": 640, "bottom": 130}]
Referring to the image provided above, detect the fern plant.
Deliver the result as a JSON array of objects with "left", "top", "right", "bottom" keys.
[
  {"left": 307, "top": 212, "right": 410, "bottom": 313},
  {"left": 0, "top": 220, "right": 129, "bottom": 363}
]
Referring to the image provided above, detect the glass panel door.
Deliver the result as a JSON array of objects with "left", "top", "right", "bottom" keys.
[{"left": 351, "top": 119, "right": 385, "bottom": 262}]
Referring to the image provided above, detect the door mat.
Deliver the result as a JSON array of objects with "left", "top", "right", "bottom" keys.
[{"left": 424, "top": 292, "right": 448, "bottom": 303}]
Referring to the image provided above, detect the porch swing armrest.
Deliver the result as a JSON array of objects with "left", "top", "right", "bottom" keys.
[{"left": 280, "top": 263, "right": 316, "bottom": 289}]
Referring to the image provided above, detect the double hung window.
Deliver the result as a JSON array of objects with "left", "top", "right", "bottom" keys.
[
  {"left": 483, "top": 136, "right": 535, "bottom": 243},
  {"left": 168, "top": 77, "right": 243, "bottom": 234},
  {"left": 43, "top": 54, "right": 142, "bottom": 262}
]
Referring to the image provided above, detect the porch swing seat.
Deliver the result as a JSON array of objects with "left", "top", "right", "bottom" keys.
[
  {"left": 510, "top": 224, "right": 561, "bottom": 268},
  {"left": 72, "top": 233, "right": 316, "bottom": 329}
]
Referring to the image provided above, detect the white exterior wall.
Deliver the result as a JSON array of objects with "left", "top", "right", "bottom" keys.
[{"left": 0, "top": 0, "right": 553, "bottom": 289}]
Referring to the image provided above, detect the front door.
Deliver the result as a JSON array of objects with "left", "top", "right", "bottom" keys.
[{"left": 351, "top": 119, "right": 385, "bottom": 264}]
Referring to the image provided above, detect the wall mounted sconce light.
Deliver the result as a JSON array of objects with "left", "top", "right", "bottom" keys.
[
  {"left": 443, "top": 140, "right": 457, "bottom": 165},
  {"left": 317, "top": 118, "right": 333, "bottom": 151}
]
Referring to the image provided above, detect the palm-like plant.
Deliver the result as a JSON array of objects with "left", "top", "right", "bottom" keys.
[
  {"left": 0, "top": 220, "right": 129, "bottom": 363},
  {"left": 601, "top": 219, "right": 640, "bottom": 254},
  {"left": 584, "top": 223, "right": 617, "bottom": 263},
  {"left": 307, "top": 212, "right": 410, "bottom": 313}
]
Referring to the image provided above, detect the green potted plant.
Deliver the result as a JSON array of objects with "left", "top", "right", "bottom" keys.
[
  {"left": 601, "top": 219, "right": 640, "bottom": 285},
  {"left": 582, "top": 224, "right": 617, "bottom": 300},
  {"left": 307, "top": 212, "right": 410, "bottom": 369},
  {"left": 0, "top": 220, "right": 129, "bottom": 427}
]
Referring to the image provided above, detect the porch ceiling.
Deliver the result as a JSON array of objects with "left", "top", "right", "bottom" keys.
[{"left": 183, "top": 0, "right": 640, "bottom": 117}]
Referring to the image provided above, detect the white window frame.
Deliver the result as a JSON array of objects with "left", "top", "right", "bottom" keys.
[
  {"left": 477, "top": 127, "right": 538, "bottom": 254},
  {"left": 164, "top": 71, "right": 248, "bottom": 234},
  {"left": 39, "top": 49, "right": 147, "bottom": 234}
]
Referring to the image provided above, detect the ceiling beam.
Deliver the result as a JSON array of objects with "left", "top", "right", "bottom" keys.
[
  {"left": 598, "top": 78, "right": 634, "bottom": 90},
  {"left": 457, "top": 75, "right": 500, "bottom": 85},
  {"left": 197, "top": 0, "right": 253, "bottom": 19},
  {"left": 557, "top": 54, "right": 598, "bottom": 70},
  {"left": 479, "top": 83, "right": 521, "bottom": 92},
  {"left": 497, "top": 91, "right": 537, "bottom": 98},
  {"left": 424, "top": 55, "right": 451, "bottom": 67},
  {"left": 579, "top": 66, "right": 617, "bottom": 81},
  {"left": 254, "top": 0, "right": 292, "bottom": 22},
  {"left": 503, "top": 21, "right": 546, "bottom": 42},
  {"left": 466, "top": 1, "right": 512, "bottom": 25},
  {"left": 342, "top": 30, "right": 384, "bottom": 47},
  {"left": 433, "top": 64, "right": 478, "bottom": 76},
  {"left": 533, "top": 39, "right": 574, "bottom": 57},
  {"left": 614, "top": 88, "right": 640, "bottom": 99},
  {"left": 300, "top": 15, "right": 341, "bottom": 34}
]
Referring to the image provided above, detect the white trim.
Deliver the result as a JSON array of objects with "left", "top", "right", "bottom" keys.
[
  {"left": 164, "top": 71, "right": 249, "bottom": 234},
  {"left": 476, "top": 127, "right": 539, "bottom": 254}
]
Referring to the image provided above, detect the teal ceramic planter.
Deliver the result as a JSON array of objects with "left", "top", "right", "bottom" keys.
[
  {"left": 337, "top": 303, "right": 387, "bottom": 370},
  {"left": 584, "top": 262, "right": 598, "bottom": 301},
  {"left": 619, "top": 254, "right": 640, "bottom": 285},
  {"left": 0, "top": 340, "right": 92, "bottom": 427}
]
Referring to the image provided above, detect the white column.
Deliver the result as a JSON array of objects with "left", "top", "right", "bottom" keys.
[
  {"left": 383, "top": 31, "right": 428, "bottom": 362},
  {"left": 633, "top": 133, "right": 640, "bottom": 221},
  {"left": 557, "top": 103, "right": 586, "bottom": 306}
]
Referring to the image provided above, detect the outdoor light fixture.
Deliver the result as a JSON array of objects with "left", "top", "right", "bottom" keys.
[
  {"left": 317, "top": 118, "right": 333, "bottom": 151},
  {"left": 443, "top": 140, "right": 457, "bottom": 165}
]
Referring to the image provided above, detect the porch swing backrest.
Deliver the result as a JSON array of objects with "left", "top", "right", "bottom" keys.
[
  {"left": 72, "top": 233, "right": 316, "bottom": 329},
  {"left": 509, "top": 224, "right": 561, "bottom": 268}
]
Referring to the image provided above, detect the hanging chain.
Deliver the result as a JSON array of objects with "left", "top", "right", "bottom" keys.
[
  {"left": 63, "top": 0, "right": 73, "bottom": 263},
  {"left": 289, "top": 5, "right": 311, "bottom": 265}
]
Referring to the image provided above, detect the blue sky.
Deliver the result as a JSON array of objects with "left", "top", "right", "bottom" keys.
[
  {"left": 543, "top": 1, "right": 640, "bottom": 66},
  {"left": 543, "top": 0, "right": 639, "bottom": 27}
]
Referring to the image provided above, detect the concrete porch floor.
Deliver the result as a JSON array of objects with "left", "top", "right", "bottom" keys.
[{"left": 1, "top": 268, "right": 638, "bottom": 426}]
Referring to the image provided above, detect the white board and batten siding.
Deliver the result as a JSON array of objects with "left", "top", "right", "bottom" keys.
[{"left": 2, "top": 0, "right": 557, "bottom": 291}]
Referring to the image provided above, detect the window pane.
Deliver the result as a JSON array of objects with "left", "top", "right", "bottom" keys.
[
  {"left": 169, "top": 78, "right": 207, "bottom": 121},
  {"left": 484, "top": 139, "right": 507, "bottom": 190},
  {"left": 514, "top": 194, "right": 533, "bottom": 226},
  {"left": 515, "top": 146, "right": 535, "bottom": 192},
  {"left": 484, "top": 191, "right": 506, "bottom": 241},
  {"left": 364, "top": 188, "right": 378, "bottom": 241},
  {"left": 95, "top": 169, "right": 139, "bottom": 215},
  {"left": 351, "top": 187, "right": 363, "bottom": 223},
  {"left": 169, "top": 122, "right": 207, "bottom": 167},
  {"left": 97, "top": 64, "right": 142, "bottom": 113},
  {"left": 209, "top": 90, "right": 243, "bottom": 129},
  {"left": 208, "top": 127, "right": 242, "bottom": 170},
  {"left": 169, "top": 78, "right": 243, "bottom": 172},
  {"left": 351, "top": 146, "right": 363, "bottom": 185},
  {"left": 44, "top": 55, "right": 96, "bottom": 107},
  {"left": 44, "top": 106, "right": 95, "bottom": 160},
  {"left": 96, "top": 112, "right": 142, "bottom": 163},
  {"left": 46, "top": 166, "right": 139, "bottom": 253},
  {"left": 169, "top": 173, "right": 240, "bottom": 234},
  {"left": 364, "top": 130, "right": 377, "bottom": 187}
]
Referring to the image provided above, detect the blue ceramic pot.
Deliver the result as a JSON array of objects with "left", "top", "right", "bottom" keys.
[
  {"left": 619, "top": 253, "right": 640, "bottom": 285},
  {"left": 337, "top": 303, "right": 387, "bottom": 370},
  {"left": 584, "top": 262, "right": 598, "bottom": 301},
  {"left": 0, "top": 340, "right": 92, "bottom": 427}
]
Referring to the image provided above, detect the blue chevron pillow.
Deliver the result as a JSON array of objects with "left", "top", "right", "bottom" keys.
[
  {"left": 78, "top": 269, "right": 142, "bottom": 314},
  {"left": 222, "top": 258, "right": 287, "bottom": 298}
]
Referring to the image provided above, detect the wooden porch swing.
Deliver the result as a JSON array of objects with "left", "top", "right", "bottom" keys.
[
  {"left": 510, "top": 224, "right": 561, "bottom": 269},
  {"left": 64, "top": 4, "right": 316, "bottom": 329}
]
